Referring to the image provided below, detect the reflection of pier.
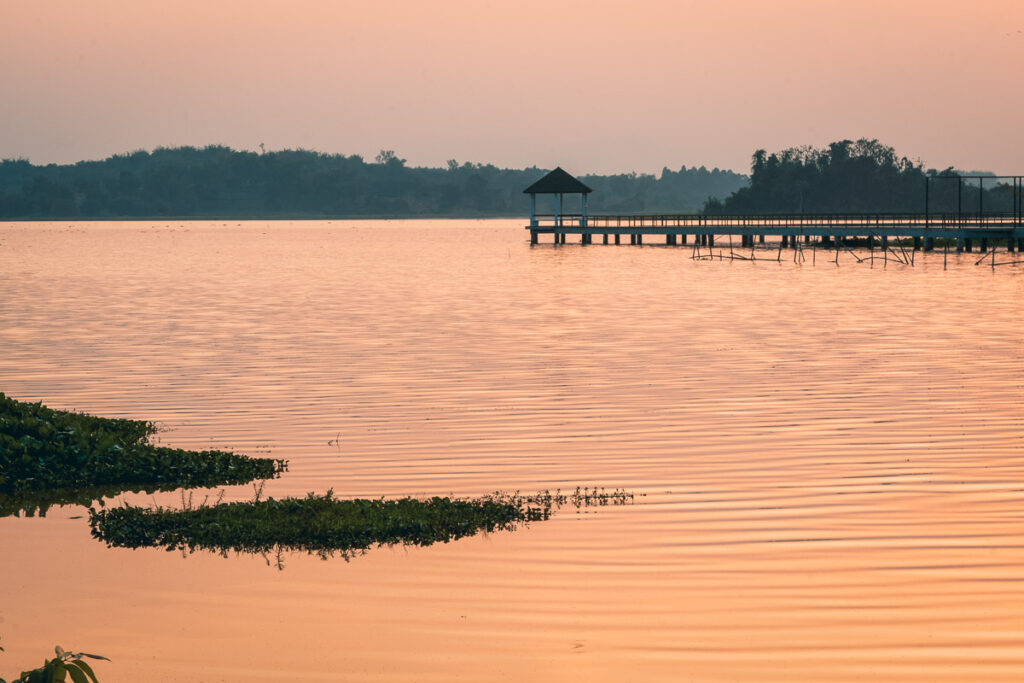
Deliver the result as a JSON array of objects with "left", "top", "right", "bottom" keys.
[{"left": 524, "top": 169, "right": 1024, "bottom": 252}]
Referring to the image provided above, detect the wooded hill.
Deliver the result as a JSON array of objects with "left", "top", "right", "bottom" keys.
[
  {"left": 0, "top": 146, "right": 746, "bottom": 219},
  {"left": 704, "top": 139, "right": 1010, "bottom": 215}
]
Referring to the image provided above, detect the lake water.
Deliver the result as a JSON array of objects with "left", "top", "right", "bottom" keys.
[{"left": 2, "top": 220, "right": 1024, "bottom": 682}]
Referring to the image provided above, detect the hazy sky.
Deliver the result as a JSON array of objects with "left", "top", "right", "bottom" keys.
[{"left": 2, "top": 0, "right": 1022, "bottom": 174}]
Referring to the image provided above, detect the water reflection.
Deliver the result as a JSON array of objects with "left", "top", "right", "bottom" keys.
[{"left": 2, "top": 220, "right": 1024, "bottom": 681}]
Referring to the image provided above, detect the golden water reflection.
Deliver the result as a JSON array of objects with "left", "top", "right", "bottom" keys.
[{"left": 1, "top": 220, "right": 1024, "bottom": 681}]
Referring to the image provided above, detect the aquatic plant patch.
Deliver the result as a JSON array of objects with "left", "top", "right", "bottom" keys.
[
  {"left": 0, "top": 393, "right": 286, "bottom": 497},
  {"left": 88, "top": 488, "right": 635, "bottom": 560}
]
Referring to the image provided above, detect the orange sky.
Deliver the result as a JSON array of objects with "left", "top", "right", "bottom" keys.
[{"left": 1, "top": 0, "right": 1022, "bottom": 174}]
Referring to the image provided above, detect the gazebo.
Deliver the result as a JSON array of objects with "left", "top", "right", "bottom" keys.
[{"left": 523, "top": 167, "right": 593, "bottom": 229}]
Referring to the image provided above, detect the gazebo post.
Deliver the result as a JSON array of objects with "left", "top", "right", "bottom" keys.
[
  {"left": 554, "top": 193, "right": 561, "bottom": 227},
  {"left": 529, "top": 193, "right": 536, "bottom": 227},
  {"left": 582, "top": 193, "right": 588, "bottom": 227}
]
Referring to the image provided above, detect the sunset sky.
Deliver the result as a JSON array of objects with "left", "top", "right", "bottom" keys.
[{"left": 2, "top": 0, "right": 1022, "bottom": 174}]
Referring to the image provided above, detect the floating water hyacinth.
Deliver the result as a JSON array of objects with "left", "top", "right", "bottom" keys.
[
  {"left": 0, "top": 392, "right": 286, "bottom": 501},
  {"left": 88, "top": 487, "right": 636, "bottom": 567}
]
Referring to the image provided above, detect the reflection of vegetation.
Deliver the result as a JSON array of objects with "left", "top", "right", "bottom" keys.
[
  {"left": 0, "top": 482, "right": 187, "bottom": 519},
  {"left": 0, "top": 393, "right": 286, "bottom": 498},
  {"left": 89, "top": 488, "right": 635, "bottom": 565},
  {"left": 1, "top": 645, "right": 108, "bottom": 683}
]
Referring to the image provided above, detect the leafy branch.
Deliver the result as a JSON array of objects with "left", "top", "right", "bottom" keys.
[{"left": 1, "top": 646, "right": 108, "bottom": 683}]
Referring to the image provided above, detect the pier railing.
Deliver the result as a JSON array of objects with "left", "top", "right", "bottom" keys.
[{"left": 530, "top": 212, "right": 1023, "bottom": 230}]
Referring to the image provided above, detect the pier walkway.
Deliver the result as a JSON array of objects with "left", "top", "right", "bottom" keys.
[{"left": 527, "top": 213, "right": 1024, "bottom": 252}]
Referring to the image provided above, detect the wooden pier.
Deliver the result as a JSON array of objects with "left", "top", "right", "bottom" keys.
[
  {"left": 522, "top": 167, "right": 1024, "bottom": 253},
  {"left": 527, "top": 212, "right": 1024, "bottom": 253}
]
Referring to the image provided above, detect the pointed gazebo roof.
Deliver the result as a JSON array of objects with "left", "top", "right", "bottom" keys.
[{"left": 523, "top": 167, "right": 593, "bottom": 195}]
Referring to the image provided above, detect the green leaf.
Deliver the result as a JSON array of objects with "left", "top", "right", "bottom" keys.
[
  {"left": 67, "top": 661, "right": 97, "bottom": 683},
  {"left": 48, "top": 661, "right": 67, "bottom": 683},
  {"left": 63, "top": 665, "right": 87, "bottom": 683}
]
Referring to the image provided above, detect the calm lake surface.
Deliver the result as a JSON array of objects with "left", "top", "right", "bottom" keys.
[{"left": 3, "top": 219, "right": 1024, "bottom": 682}]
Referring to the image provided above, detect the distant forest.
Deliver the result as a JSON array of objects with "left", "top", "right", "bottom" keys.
[
  {"left": 704, "top": 138, "right": 1015, "bottom": 215},
  {"left": 2, "top": 141, "right": 1013, "bottom": 219},
  {"left": 0, "top": 146, "right": 746, "bottom": 219}
]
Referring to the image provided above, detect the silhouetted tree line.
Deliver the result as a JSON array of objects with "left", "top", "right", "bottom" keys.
[
  {"left": 704, "top": 138, "right": 1015, "bottom": 215},
  {"left": 0, "top": 146, "right": 746, "bottom": 218}
]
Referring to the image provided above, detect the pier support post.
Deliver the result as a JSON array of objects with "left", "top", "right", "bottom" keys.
[
  {"left": 680, "top": 234, "right": 687, "bottom": 245},
  {"left": 965, "top": 239, "right": 973, "bottom": 253},
  {"left": 981, "top": 238, "right": 988, "bottom": 252},
  {"left": 530, "top": 231, "right": 537, "bottom": 245},
  {"left": 924, "top": 237, "right": 935, "bottom": 251},
  {"left": 759, "top": 235, "right": 765, "bottom": 244},
  {"left": 913, "top": 237, "right": 922, "bottom": 251},
  {"left": 1008, "top": 239, "right": 1015, "bottom": 253},
  {"left": 630, "top": 234, "right": 636, "bottom": 245},
  {"left": 637, "top": 234, "right": 643, "bottom": 245},
  {"left": 614, "top": 234, "right": 620, "bottom": 245},
  {"left": 957, "top": 237, "right": 964, "bottom": 253},
  {"left": 666, "top": 234, "right": 674, "bottom": 246},
  {"left": 804, "top": 235, "right": 811, "bottom": 243},
  {"left": 881, "top": 236, "right": 888, "bottom": 251},
  {"left": 781, "top": 235, "right": 788, "bottom": 247},
  {"left": 1019, "top": 238, "right": 1024, "bottom": 252},
  {"left": 603, "top": 234, "right": 609, "bottom": 244},
  {"left": 708, "top": 235, "right": 714, "bottom": 247}
]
